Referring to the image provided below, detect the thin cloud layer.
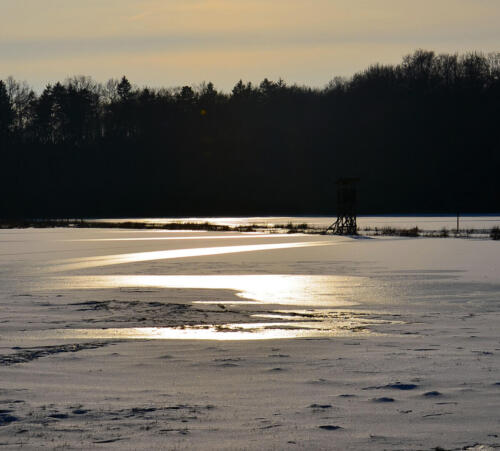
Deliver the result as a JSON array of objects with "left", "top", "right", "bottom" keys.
[{"left": 2, "top": 0, "right": 499, "bottom": 91}]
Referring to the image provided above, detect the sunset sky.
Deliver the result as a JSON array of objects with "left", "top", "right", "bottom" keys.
[{"left": 2, "top": 0, "right": 500, "bottom": 92}]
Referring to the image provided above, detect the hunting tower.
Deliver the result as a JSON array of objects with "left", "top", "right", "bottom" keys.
[{"left": 327, "top": 177, "right": 359, "bottom": 235}]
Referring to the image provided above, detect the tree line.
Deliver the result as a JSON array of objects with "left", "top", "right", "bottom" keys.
[{"left": 1, "top": 50, "right": 499, "bottom": 218}]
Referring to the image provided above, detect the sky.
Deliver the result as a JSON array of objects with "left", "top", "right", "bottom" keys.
[{"left": 1, "top": 0, "right": 500, "bottom": 92}]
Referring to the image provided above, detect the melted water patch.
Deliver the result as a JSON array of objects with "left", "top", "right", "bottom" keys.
[
  {"left": 13, "top": 320, "right": 380, "bottom": 341},
  {"left": 42, "top": 274, "right": 367, "bottom": 307}
]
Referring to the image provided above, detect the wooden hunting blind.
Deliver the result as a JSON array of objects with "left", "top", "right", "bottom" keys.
[{"left": 327, "top": 177, "right": 360, "bottom": 235}]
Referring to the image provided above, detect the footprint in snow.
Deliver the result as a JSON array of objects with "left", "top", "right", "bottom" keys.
[
  {"left": 373, "top": 397, "right": 395, "bottom": 403},
  {"left": 422, "top": 391, "right": 442, "bottom": 397}
]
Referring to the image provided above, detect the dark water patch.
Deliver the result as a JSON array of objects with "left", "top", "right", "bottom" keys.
[
  {"left": 72, "top": 301, "right": 111, "bottom": 311},
  {"left": 306, "top": 378, "right": 333, "bottom": 385},
  {"left": 72, "top": 409, "right": 88, "bottom": 415},
  {"left": 70, "top": 299, "right": 254, "bottom": 329},
  {"left": 338, "top": 394, "right": 356, "bottom": 398},
  {"left": 364, "top": 382, "right": 418, "bottom": 391},
  {"left": 214, "top": 358, "right": 242, "bottom": 362},
  {"left": 259, "top": 424, "right": 282, "bottom": 430},
  {"left": 48, "top": 413, "right": 69, "bottom": 419},
  {"left": 423, "top": 391, "right": 442, "bottom": 397},
  {"left": 373, "top": 397, "right": 395, "bottom": 403},
  {"left": 309, "top": 404, "right": 332, "bottom": 409},
  {"left": 0, "top": 342, "right": 112, "bottom": 366},
  {"left": 0, "top": 414, "right": 19, "bottom": 425},
  {"left": 158, "top": 428, "right": 189, "bottom": 435},
  {"left": 369, "top": 434, "right": 388, "bottom": 440},
  {"left": 423, "top": 412, "right": 452, "bottom": 418},
  {"left": 163, "top": 405, "right": 197, "bottom": 411},
  {"left": 129, "top": 407, "right": 157, "bottom": 416},
  {"left": 362, "top": 382, "right": 418, "bottom": 390},
  {"left": 319, "top": 425, "right": 343, "bottom": 431},
  {"left": 387, "top": 383, "right": 418, "bottom": 390},
  {"left": 93, "top": 438, "right": 127, "bottom": 444}
]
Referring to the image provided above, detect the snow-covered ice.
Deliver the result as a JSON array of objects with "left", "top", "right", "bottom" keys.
[{"left": 0, "top": 225, "right": 499, "bottom": 449}]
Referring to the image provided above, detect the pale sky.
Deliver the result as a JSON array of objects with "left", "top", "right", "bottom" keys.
[{"left": 1, "top": 0, "right": 500, "bottom": 92}]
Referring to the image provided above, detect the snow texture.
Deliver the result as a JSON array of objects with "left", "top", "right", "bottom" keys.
[{"left": 0, "top": 223, "right": 499, "bottom": 449}]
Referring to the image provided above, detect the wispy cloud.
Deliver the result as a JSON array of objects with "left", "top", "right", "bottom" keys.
[
  {"left": 2, "top": 26, "right": 499, "bottom": 63},
  {"left": 127, "top": 11, "right": 155, "bottom": 22},
  {"left": 2, "top": 0, "right": 500, "bottom": 91}
]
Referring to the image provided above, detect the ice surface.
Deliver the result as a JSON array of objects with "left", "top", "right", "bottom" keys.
[{"left": 0, "top": 221, "right": 499, "bottom": 449}]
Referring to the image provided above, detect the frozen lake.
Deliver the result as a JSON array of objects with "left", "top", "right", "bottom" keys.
[{"left": 1, "top": 223, "right": 499, "bottom": 449}]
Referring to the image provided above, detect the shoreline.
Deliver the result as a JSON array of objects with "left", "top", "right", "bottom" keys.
[{"left": 1, "top": 218, "right": 499, "bottom": 240}]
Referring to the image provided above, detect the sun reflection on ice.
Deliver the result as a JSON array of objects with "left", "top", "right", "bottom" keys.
[
  {"left": 19, "top": 320, "right": 382, "bottom": 341},
  {"left": 46, "top": 274, "right": 365, "bottom": 307},
  {"left": 47, "top": 241, "right": 331, "bottom": 272},
  {"left": 32, "top": 273, "right": 398, "bottom": 340}
]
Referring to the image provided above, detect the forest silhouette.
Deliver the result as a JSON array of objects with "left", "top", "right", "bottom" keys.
[{"left": 1, "top": 50, "right": 499, "bottom": 218}]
